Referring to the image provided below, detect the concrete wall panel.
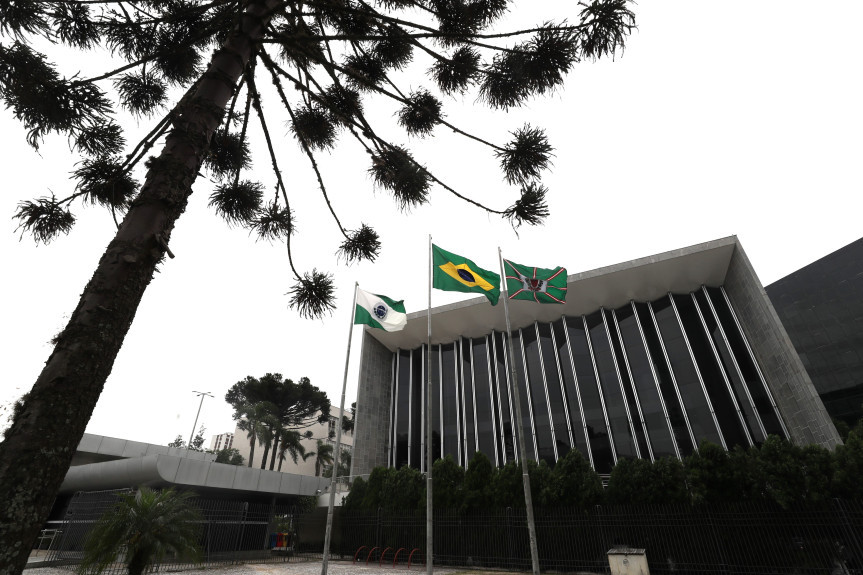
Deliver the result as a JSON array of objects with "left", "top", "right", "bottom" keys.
[
  {"left": 352, "top": 331, "right": 394, "bottom": 477},
  {"left": 724, "top": 242, "right": 841, "bottom": 448}
]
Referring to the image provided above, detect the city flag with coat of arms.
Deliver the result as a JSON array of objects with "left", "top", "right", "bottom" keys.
[
  {"left": 504, "top": 259, "right": 567, "bottom": 304},
  {"left": 355, "top": 288, "right": 407, "bottom": 332},
  {"left": 432, "top": 244, "right": 500, "bottom": 305}
]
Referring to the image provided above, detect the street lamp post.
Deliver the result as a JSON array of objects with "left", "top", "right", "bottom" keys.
[{"left": 186, "top": 390, "right": 214, "bottom": 455}]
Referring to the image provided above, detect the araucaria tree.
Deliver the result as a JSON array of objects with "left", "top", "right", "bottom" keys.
[{"left": 0, "top": 1, "right": 635, "bottom": 572}]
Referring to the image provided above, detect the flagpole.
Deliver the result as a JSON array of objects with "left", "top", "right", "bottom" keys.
[
  {"left": 498, "top": 248, "right": 541, "bottom": 575},
  {"left": 321, "top": 281, "right": 359, "bottom": 575},
  {"left": 426, "top": 235, "right": 434, "bottom": 575}
]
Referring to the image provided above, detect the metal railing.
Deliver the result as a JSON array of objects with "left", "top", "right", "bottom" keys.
[{"left": 42, "top": 490, "right": 863, "bottom": 574}]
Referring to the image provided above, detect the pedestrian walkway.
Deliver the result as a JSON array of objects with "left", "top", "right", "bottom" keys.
[{"left": 25, "top": 560, "right": 464, "bottom": 575}]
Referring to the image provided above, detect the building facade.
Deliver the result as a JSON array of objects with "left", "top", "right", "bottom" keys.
[
  {"left": 766, "top": 237, "right": 863, "bottom": 426},
  {"left": 352, "top": 237, "right": 841, "bottom": 477},
  {"left": 210, "top": 432, "right": 235, "bottom": 452}
]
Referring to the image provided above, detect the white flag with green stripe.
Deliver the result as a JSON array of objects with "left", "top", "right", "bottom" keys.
[{"left": 355, "top": 288, "right": 407, "bottom": 332}]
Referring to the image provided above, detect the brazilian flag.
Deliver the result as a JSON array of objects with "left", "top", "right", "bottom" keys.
[{"left": 432, "top": 244, "right": 500, "bottom": 305}]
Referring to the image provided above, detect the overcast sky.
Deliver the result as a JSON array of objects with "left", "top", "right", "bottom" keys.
[{"left": 1, "top": 2, "right": 861, "bottom": 448}]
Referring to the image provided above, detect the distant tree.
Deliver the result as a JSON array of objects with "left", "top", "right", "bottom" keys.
[
  {"left": 542, "top": 449, "right": 603, "bottom": 508},
  {"left": 167, "top": 436, "right": 185, "bottom": 449},
  {"left": 276, "top": 429, "right": 313, "bottom": 471},
  {"left": 383, "top": 465, "right": 424, "bottom": 511},
  {"left": 341, "top": 476, "right": 368, "bottom": 511},
  {"left": 225, "top": 373, "right": 329, "bottom": 470},
  {"left": 323, "top": 447, "right": 352, "bottom": 478},
  {"left": 214, "top": 448, "right": 245, "bottom": 466},
  {"left": 423, "top": 455, "right": 464, "bottom": 510},
  {"left": 78, "top": 488, "right": 201, "bottom": 575},
  {"left": 167, "top": 425, "right": 208, "bottom": 451},
  {"left": 462, "top": 451, "right": 494, "bottom": 510},
  {"left": 190, "top": 425, "right": 207, "bottom": 451},
  {"left": 833, "top": 427, "right": 863, "bottom": 499},
  {"left": 360, "top": 467, "right": 396, "bottom": 510},
  {"left": 0, "top": 0, "right": 637, "bottom": 567},
  {"left": 684, "top": 441, "right": 749, "bottom": 505},
  {"left": 754, "top": 435, "right": 834, "bottom": 508},
  {"left": 491, "top": 460, "right": 523, "bottom": 508},
  {"left": 491, "top": 458, "right": 552, "bottom": 508},
  {"left": 235, "top": 402, "right": 272, "bottom": 468},
  {"left": 606, "top": 458, "right": 649, "bottom": 505},
  {"left": 313, "top": 439, "right": 334, "bottom": 477},
  {"left": 648, "top": 456, "right": 689, "bottom": 505},
  {"left": 341, "top": 402, "right": 357, "bottom": 434}
]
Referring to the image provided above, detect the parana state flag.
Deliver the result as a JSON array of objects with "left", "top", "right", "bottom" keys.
[
  {"left": 355, "top": 288, "right": 407, "bottom": 332},
  {"left": 504, "top": 259, "right": 567, "bottom": 304},
  {"left": 432, "top": 244, "right": 500, "bottom": 305}
]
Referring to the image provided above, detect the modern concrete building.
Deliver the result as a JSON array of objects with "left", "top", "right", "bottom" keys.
[
  {"left": 62, "top": 433, "right": 329, "bottom": 500},
  {"left": 352, "top": 236, "right": 841, "bottom": 477},
  {"left": 766, "top": 236, "right": 863, "bottom": 427}
]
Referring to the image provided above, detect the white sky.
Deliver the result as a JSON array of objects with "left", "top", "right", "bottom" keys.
[{"left": 1, "top": 2, "right": 861, "bottom": 447}]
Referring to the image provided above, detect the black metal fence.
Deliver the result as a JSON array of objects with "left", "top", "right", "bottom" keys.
[
  {"left": 41, "top": 490, "right": 863, "bottom": 574},
  {"left": 45, "top": 490, "right": 313, "bottom": 572}
]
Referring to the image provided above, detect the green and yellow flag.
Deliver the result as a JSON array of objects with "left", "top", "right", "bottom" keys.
[
  {"left": 432, "top": 244, "right": 500, "bottom": 305},
  {"left": 503, "top": 259, "right": 567, "bottom": 304}
]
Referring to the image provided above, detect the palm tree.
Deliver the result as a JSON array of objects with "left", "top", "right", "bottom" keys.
[
  {"left": 276, "top": 430, "right": 311, "bottom": 472},
  {"left": 314, "top": 440, "right": 334, "bottom": 477},
  {"left": 79, "top": 488, "right": 201, "bottom": 575},
  {"left": 236, "top": 401, "right": 272, "bottom": 468}
]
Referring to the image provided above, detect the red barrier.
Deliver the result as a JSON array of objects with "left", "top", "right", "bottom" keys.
[
  {"left": 407, "top": 548, "right": 423, "bottom": 569},
  {"left": 393, "top": 547, "right": 406, "bottom": 567},
  {"left": 366, "top": 546, "right": 379, "bottom": 564},
  {"left": 379, "top": 547, "right": 392, "bottom": 566},
  {"left": 353, "top": 546, "right": 367, "bottom": 564}
]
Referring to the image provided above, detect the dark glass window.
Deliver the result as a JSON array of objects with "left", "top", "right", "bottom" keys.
[
  {"left": 615, "top": 304, "right": 677, "bottom": 459},
  {"left": 441, "top": 342, "right": 460, "bottom": 461},
  {"left": 493, "top": 332, "right": 516, "bottom": 463},
  {"left": 522, "top": 326, "right": 556, "bottom": 465},
  {"left": 606, "top": 309, "right": 649, "bottom": 459},
  {"left": 410, "top": 347, "right": 424, "bottom": 468},
  {"left": 553, "top": 319, "right": 590, "bottom": 461},
  {"left": 674, "top": 294, "right": 748, "bottom": 448},
  {"left": 587, "top": 311, "right": 637, "bottom": 460},
  {"left": 634, "top": 302, "right": 694, "bottom": 455},
  {"left": 565, "top": 316, "right": 614, "bottom": 473},
  {"left": 707, "top": 287, "right": 786, "bottom": 438},
  {"left": 694, "top": 289, "right": 765, "bottom": 444},
  {"left": 430, "top": 345, "right": 442, "bottom": 461},
  {"left": 461, "top": 338, "right": 476, "bottom": 462},
  {"left": 510, "top": 329, "right": 537, "bottom": 462},
  {"left": 652, "top": 296, "right": 723, "bottom": 447},
  {"left": 473, "top": 336, "right": 497, "bottom": 462},
  {"left": 395, "top": 349, "right": 411, "bottom": 468},
  {"left": 539, "top": 322, "right": 572, "bottom": 460}
]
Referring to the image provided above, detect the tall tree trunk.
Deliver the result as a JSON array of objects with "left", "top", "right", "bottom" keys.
[
  {"left": 247, "top": 431, "right": 257, "bottom": 468},
  {"left": 0, "top": 3, "right": 280, "bottom": 574},
  {"left": 269, "top": 434, "right": 279, "bottom": 470},
  {"left": 261, "top": 439, "right": 273, "bottom": 469}
]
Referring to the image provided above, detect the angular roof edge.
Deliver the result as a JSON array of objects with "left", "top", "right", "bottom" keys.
[{"left": 367, "top": 236, "right": 740, "bottom": 350}]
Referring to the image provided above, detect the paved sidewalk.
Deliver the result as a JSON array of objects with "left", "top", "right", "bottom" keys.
[{"left": 26, "top": 560, "right": 463, "bottom": 575}]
